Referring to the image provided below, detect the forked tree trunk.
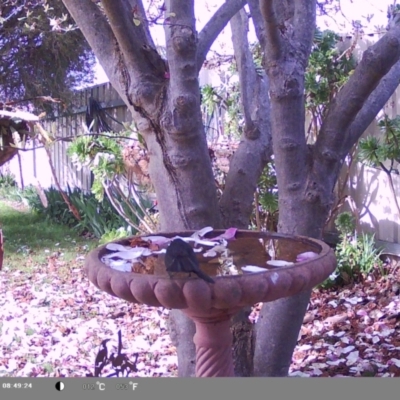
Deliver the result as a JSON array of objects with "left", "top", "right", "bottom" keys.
[{"left": 63, "top": 0, "right": 400, "bottom": 378}]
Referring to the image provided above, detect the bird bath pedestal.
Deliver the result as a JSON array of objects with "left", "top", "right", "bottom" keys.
[{"left": 85, "top": 230, "right": 336, "bottom": 377}]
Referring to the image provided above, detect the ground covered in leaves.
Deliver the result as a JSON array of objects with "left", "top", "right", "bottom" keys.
[
  {"left": 1, "top": 249, "right": 400, "bottom": 378},
  {"left": 288, "top": 268, "right": 400, "bottom": 377}
]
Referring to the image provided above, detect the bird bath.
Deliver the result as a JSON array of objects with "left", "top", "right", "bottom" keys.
[{"left": 84, "top": 229, "right": 336, "bottom": 377}]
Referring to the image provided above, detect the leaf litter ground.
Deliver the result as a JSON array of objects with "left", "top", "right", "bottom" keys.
[
  {"left": 1, "top": 214, "right": 400, "bottom": 377},
  {"left": 2, "top": 255, "right": 400, "bottom": 377}
]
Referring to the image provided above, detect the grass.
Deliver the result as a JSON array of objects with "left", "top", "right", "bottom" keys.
[{"left": 0, "top": 201, "right": 98, "bottom": 272}]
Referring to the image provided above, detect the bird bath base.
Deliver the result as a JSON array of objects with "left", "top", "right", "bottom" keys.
[{"left": 85, "top": 230, "right": 336, "bottom": 377}]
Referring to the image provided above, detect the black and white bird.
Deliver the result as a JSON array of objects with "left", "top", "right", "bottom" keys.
[{"left": 165, "top": 238, "right": 215, "bottom": 284}]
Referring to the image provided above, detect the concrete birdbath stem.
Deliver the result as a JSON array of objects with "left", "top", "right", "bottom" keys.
[{"left": 85, "top": 229, "right": 336, "bottom": 377}]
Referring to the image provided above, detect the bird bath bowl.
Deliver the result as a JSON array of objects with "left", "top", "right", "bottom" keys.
[{"left": 85, "top": 229, "right": 336, "bottom": 377}]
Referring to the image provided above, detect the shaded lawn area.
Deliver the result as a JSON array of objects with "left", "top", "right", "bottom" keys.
[{"left": 0, "top": 201, "right": 96, "bottom": 270}]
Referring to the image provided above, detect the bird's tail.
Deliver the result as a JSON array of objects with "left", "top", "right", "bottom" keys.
[{"left": 195, "top": 269, "right": 215, "bottom": 284}]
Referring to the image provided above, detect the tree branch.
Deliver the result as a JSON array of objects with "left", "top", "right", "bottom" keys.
[
  {"left": 164, "top": 0, "right": 199, "bottom": 111},
  {"left": 247, "top": 0, "right": 266, "bottom": 48},
  {"left": 259, "top": 0, "right": 282, "bottom": 60},
  {"left": 219, "top": 8, "right": 272, "bottom": 228},
  {"left": 293, "top": 0, "right": 317, "bottom": 63},
  {"left": 259, "top": 0, "right": 316, "bottom": 236},
  {"left": 345, "top": 60, "right": 400, "bottom": 151},
  {"left": 316, "top": 60, "right": 400, "bottom": 195},
  {"left": 231, "top": 9, "right": 254, "bottom": 133},
  {"left": 196, "top": 0, "right": 246, "bottom": 71},
  {"left": 61, "top": 0, "right": 135, "bottom": 105},
  {"left": 101, "top": 0, "right": 155, "bottom": 76},
  {"left": 126, "top": 0, "right": 156, "bottom": 49},
  {"left": 316, "top": 25, "right": 400, "bottom": 158}
]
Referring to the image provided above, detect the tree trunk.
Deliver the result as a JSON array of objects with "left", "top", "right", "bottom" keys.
[
  {"left": 253, "top": 200, "right": 329, "bottom": 376},
  {"left": 250, "top": 0, "right": 320, "bottom": 376},
  {"left": 231, "top": 307, "right": 255, "bottom": 377},
  {"left": 167, "top": 309, "right": 197, "bottom": 377},
  {"left": 254, "top": 290, "right": 311, "bottom": 376}
]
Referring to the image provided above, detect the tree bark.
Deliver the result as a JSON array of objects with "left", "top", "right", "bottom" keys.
[
  {"left": 314, "top": 24, "right": 400, "bottom": 201},
  {"left": 220, "top": 8, "right": 273, "bottom": 228},
  {"left": 218, "top": 8, "right": 273, "bottom": 376},
  {"left": 254, "top": 290, "right": 311, "bottom": 376},
  {"left": 197, "top": 0, "right": 247, "bottom": 71},
  {"left": 251, "top": 0, "right": 400, "bottom": 376},
  {"left": 251, "top": 0, "right": 322, "bottom": 377},
  {"left": 167, "top": 309, "right": 197, "bottom": 377},
  {"left": 160, "top": 0, "right": 254, "bottom": 378}
]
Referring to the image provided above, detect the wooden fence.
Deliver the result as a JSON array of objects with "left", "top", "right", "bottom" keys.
[
  {"left": 46, "top": 82, "right": 135, "bottom": 192},
  {"left": 0, "top": 83, "right": 134, "bottom": 193}
]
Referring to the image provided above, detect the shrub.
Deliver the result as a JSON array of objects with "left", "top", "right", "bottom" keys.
[
  {"left": 67, "top": 186, "right": 134, "bottom": 238},
  {"left": 319, "top": 212, "right": 383, "bottom": 289},
  {"left": 0, "top": 172, "right": 17, "bottom": 188},
  {"left": 335, "top": 232, "right": 383, "bottom": 284},
  {"left": 25, "top": 185, "right": 137, "bottom": 238},
  {"left": 0, "top": 182, "right": 38, "bottom": 206},
  {"left": 99, "top": 227, "right": 133, "bottom": 245}
]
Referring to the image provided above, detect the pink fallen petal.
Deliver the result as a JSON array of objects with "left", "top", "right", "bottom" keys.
[
  {"left": 296, "top": 251, "right": 319, "bottom": 262},
  {"left": 210, "top": 227, "right": 237, "bottom": 241}
]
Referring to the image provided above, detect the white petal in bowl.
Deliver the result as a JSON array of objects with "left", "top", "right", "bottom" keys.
[
  {"left": 105, "top": 243, "right": 132, "bottom": 252},
  {"left": 152, "top": 249, "right": 167, "bottom": 254},
  {"left": 172, "top": 236, "right": 194, "bottom": 243},
  {"left": 242, "top": 265, "right": 267, "bottom": 273},
  {"left": 296, "top": 251, "right": 319, "bottom": 262},
  {"left": 228, "top": 266, "right": 240, "bottom": 275},
  {"left": 109, "top": 260, "right": 132, "bottom": 272},
  {"left": 141, "top": 236, "right": 171, "bottom": 246},
  {"left": 102, "top": 248, "right": 148, "bottom": 260},
  {"left": 266, "top": 260, "right": 294, "bottom": 267},
  {"left": 194, "top": 239, "right": 220, "bottom": 247},
  {"left": 193, "top": 226, "right": 214, "bottom": 238},
  {"left": 203, "top": 244, "right": 228, "bottom": 257},
  {"left": 174, "top": 235, "right": 215, "bottom": 247}
]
